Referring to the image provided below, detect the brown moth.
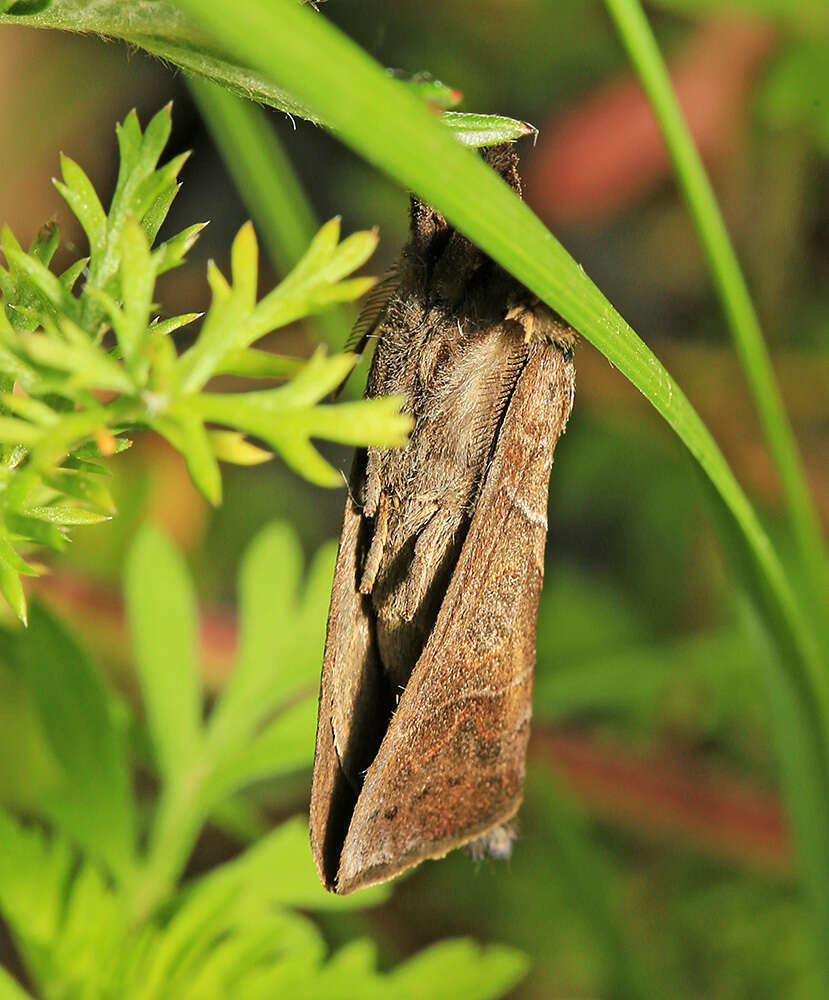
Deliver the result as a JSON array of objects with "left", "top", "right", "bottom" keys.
[{"left": 310, "top": 144, "right": 576, "bottom": 894}]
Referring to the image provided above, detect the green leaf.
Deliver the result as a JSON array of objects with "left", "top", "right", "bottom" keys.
[
  {"left": 230, "top": 218, "right": 258, "bottom": 310},
  {"left": 214, "top": 521, "right": 302, "bottom": 725},
  {"left": 74, "top": 436, "right": 132, "bottom": 459},
  {"left": 124, "top": 523, "right": 202, "bottom": 784},
  {"left": 6, "top": 513, "right": 67, "bottom": 552},
  {"left": 282, "top": 395, "right": 414, "bottom": 447},
  {"left": 207, "top": 523, "right": 332, "bottom": 773},
  {"left": 441, "top": 112, "right": 537, "bottom": 148},
  {"left": 42, "top": 468, "right": 115, "bottom": 514},
  {"left": 59, "top": 257, "right": 88, "bottom": 293},
  {"left": 177, "top": 219, "right": 375, "bottom": 396},
  {"left": 29, "top": 221, "right": 60, "bottom": 266},
  {"left": 0, "top": 223, "right": 23, "bottom": 260},
  {"left": 16, "top": 604, "right": 135, "bottom": 878},
  {"left": 272, "top": 215, "right": 341, "bottom": 289},
  {"left": 207, "top": 429, "right": 273, "bottom": 466},
  {"left": 250, "top": 221, "right": 377, "bottom": 336},
  {"left": 0, "top": 551, "right": 27, "bottom": 624},
  {"left": 255, "top": 349, "right": 356, "bottom": 406},
  {"left": 403, "top": 71, "right": 462, "bottom": 109},
  {"left": 138, "top": 897, "right": 324, "bottom": 999},
  {"left": 24, "top": 504, "right": 110, "bottom": 525},
  {"left": 116, "top": 217, "right": 155, "bottom": 375},
  {"left": 54, "top": 153, "right": 107, "bottom": 257},
  {"left": 150, "top": 312, "right": 202, "bottom": 338},
  {"left": 193, "top": 378, "right": 411, "bottom": 488},
  {"left": 114, "top": 109, "right": 143, "bottom": 185},
  {"left": 4, "top": 245, "right": 71, "bottom": 315},
  {"left": 0, "top": 393, "right": 58, "bottom": 426},
  {"left": 0, "top": 529, "right": 38, "bottom": 577},
  {"left": 50, "top": 859, "right": 126, "bottom": 994},
  {"left": 158, "top": 407, "right": 223, "bottom": 504},
  {"left": 110, "top": 105, "right": 173, "bottom": 226},
  {"left": 0, "top": 811, "right": 74, "bottom": 949},
  {"left": 175, "top": 226, "right": 256, "bottom": 394},
  {"left": 267, "top": 432, "right": 343, "bottom": 487},
  {"left": 198, "top": 815, "right": 389, "bottom": 913},
  {"left": 17, "top": 329, "right": 135, "bottom": 394},
  {"left": 138, "top": 103, "right": 174, "bottom": 179},
  {"left": 206, "top": 698, "right": 316, "bottom": 802},
  {"left": 154, "top": 221, "right": 207, "bottom": 275},
  {"left": 141, "top": 180, "right": 180, "bottom": 245},
  {"left": 389, "top": 940, "right": 529, "bottom": 1000},
  {"left": 216, "top": 347, "right": 303, "bottom": 379},
  {"left": 0, "top": 416, "right": 42, "bottom": 447}
]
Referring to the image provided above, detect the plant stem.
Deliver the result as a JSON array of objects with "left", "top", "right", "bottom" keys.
[{"left": 602, "top": 0, "right": 829, "bottom": 613}]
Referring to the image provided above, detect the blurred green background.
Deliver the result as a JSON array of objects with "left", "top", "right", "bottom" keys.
[{"left": 1, "top": 1, "right": 828, "bottom": 996}]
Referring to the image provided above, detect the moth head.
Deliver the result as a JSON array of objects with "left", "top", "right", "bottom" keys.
[
  {"left": 408, "top": 197, "right": 449, "bottom": 250},
  {"left": 407, "top": 143, "right": 523, "bottom": 249}
]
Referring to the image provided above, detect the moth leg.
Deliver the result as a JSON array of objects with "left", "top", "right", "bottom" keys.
[
  {"left": 360, "top": 492, "right": 390, "bottom": 595},
  {"left": 403, "top": 506, "right": 463, "bottom": 621},
  {"left": 505, "top": 305, "right": 536, "bottom": 343},
  {"left": 363, "top": 449, "right": 383, "bottom": 517},
  {"left": 464, "top": 823, "right": 516, "bottom": 862}
]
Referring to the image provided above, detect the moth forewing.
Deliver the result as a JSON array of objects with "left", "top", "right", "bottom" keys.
[{"left": 310, "top": 452, "right": 395, "bottom": 890}]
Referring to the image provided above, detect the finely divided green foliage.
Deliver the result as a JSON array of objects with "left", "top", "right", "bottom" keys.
[
  {"left": 0, "top": 524, "right": 528, "bottom": 999},
  {"left": 0, "top": 106, "right": 411, "bottom": 623}
]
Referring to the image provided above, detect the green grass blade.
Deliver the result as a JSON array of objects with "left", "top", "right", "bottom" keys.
[
  {"left": 187, "top": 76, "right": 351, "bottom": 350},
  {"left": 602, "top": 0, "right": 829, "bottom": 622}
]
